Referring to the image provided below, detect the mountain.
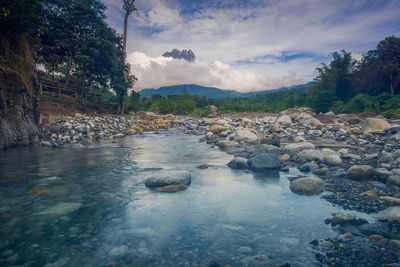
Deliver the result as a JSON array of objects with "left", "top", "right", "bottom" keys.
[
  {"left": 162, "top": 49, "right": 195, "bottom": 62},
  {"left": 140, "top": 84, "right": 243, "bottom": 99},
  {"left": 139, "top": 82, "right": 313, "bottom": 100},
  {"left": 239, "top": 82, "right": 314, "bottom": 97}
]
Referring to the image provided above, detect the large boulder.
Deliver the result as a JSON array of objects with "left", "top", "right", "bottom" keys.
[
  {"left": 301, "top": 117, "right": 322, "bottom": 126},
  {"left": 289, "top": 177, "right": 325, "bottom": 195},
  {"left": 294, "top": 112, "right": 313, "bottom": 122},
  {"left": 275, "top": 115, "right": 292, "bottom": 125},
  {"left": 145, "top": 170, "right": 191, "bottom": 188},
  {"left": 360, "top": 118, "right": 391, "bottom": 133},
  {"left": 248, "top": 153, "right": 280, "bottom": 170},
  {"left": 337, "top": 113, "right": 360, "bottom": 125},
  {"left": 322, "top": 148, "right": 342, "bottom": 166},
  {"left": 210, "top": 124, "right": 228, "bottom": 134},
  {"left": 234, "top": 129, "right": 258, "bottom": 142},
  {"left": 346, "top": 165, "right": 375, "bottom": 181},
  {"left": 228, "top": 157, "right": 249, "bottom": 169},
  {"left": 283, "top": 142, "right": 315, "bottom": 151}
]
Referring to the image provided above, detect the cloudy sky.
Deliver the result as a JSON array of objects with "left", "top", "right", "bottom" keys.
[{"left": 103, "top": 0, "right": 400, "bottom": 92}]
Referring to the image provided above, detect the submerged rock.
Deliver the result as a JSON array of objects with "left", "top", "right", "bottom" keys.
[
  {"left": 156, "top": 184, "right": 188, "bottom": 192},
  {"left": 228, "top": 157, "right": 249, "bottom": 169},
  {"left": 39, "top": 202, "right": 82, "bottom": 215},
  {"left": 145, "top": 170, "right": 191, "bottom": 188}
]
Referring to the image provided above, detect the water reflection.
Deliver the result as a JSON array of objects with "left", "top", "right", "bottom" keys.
[{"left": 0, "top": 131, "right": 345, "bottom": 266}]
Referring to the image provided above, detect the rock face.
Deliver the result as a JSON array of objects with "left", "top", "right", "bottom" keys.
[
  {"left": 0, "top": 66, "right": 39, "bottom": 149},
  {"left": 361, "top": 118, "right": 390, "bottom": 133},
  {"left": 346, "top": 165, "right": 375, "bottom": 181},
  {"left": 289, "top": 177, "right": 324, "bottom": 195},
  {"left": 248, "top": 153, "right": 280, "bottom": 170},
  {"left": 145, "top": 170, "right": 191, "bottom": 188}
]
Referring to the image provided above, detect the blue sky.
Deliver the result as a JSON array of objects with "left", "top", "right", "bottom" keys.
[{"left": 103, "top": 0, "right": 400, "bottom": 92}]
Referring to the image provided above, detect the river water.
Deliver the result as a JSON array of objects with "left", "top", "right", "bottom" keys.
[{"left": 0, "top": 130, "right": 346, "bottom": 266}]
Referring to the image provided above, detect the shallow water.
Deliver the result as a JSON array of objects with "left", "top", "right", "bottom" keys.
[{"left": 0, "top": 130, "right": 350, "bottom": 266}]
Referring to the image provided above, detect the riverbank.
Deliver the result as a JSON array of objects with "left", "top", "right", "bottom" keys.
[
  {"left": 194, "top": 109, "right": 400, "bottom": 266},
  {"left": 36, "top": 108, "right": 400, "bottom": 265}
]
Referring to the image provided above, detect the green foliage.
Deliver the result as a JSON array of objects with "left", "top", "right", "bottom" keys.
[{"left": 77, "top": 98, "right": 88, "bottom": 108}]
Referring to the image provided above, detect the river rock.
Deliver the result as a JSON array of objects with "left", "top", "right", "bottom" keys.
[
  {"left": 361, "top": 118, "right": 391, "bottom": 133},
  {"left": 234, "top": 129, "right": 258, "bottom": 142},
  {"left": 296, "top": 149, "right": 325, "bottom": 163},
  {"left": 203, "top": 118, "right": 219, "bottom": 125},
  {"left": 275, "top": 115, "right": 292, "bottom": 125},
  {"left": 387, "top": 175, "right": 400, "bottom": 187},
  {"left": 346, "top": 165, "right": 375, "bottom": 181},
  {"left": 299, "top": 162, "right": 319, "bottom": 172},
  {"left": 248, "top": 153, "right": 280, "bottom": 170},
  {"left": 109, "top": 245, "right": 128, "bottom": 257},
  {"left": 145, "top": 170, "right": 191, "bottom": 188},
  {"left": 289, "top": 177, "right": 325, "bottom": 195},
  {"left": 210, "top": 124, "right": 228, "bottom": 134},
  {"left": 283, "top": 142, "right": 315, "bottom": 151},
  {"left": 301, "top": 117, "right": 322, "bottom": 126},
  {"left": 295, "top": 112, "right": 313, "bottom": 122},
  {"left": 322, "top": 148, "right": 342, "bottom": 166},
  {"left": 217, "top": 140, "right": 239, "bottom": 148},
  {"left": 331, "top": 211, "right": 356, "bottom": 226},
  {"left": 375, "top": 206, "right": 400, "bottom": 221},
  {"left": 337, "top": 113, "right": 360, "bottom": 124},
  {"left": 228, "top": 157, "right": 249, "bottom": 169}
]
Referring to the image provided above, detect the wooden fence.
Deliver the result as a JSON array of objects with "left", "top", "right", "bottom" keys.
[{"left": 39, "top": 78, "right": 102, "bottom": 102}]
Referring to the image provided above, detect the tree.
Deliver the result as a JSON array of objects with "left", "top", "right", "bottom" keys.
[
  {"left": 122, "top": 0, "right": 136, "bottom": 56},
  {"left": 352, "top": 36, "right": 400, "bottom": 96},
  {"left": 115, "top": 0, "right": 136, "bottom": 113}
]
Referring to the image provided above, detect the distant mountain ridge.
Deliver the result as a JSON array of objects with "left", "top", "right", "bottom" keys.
[{"left": 139, "top": 83, "right": 313, "bottom": 99}]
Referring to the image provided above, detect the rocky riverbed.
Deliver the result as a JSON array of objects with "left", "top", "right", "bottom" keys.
[{"left": 37, "top": 108, "right": 400, "bottom": 266}]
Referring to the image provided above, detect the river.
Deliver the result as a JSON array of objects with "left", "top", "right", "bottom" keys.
[{"left": 0, "top": 130, "right": 346, "bottom": 266}]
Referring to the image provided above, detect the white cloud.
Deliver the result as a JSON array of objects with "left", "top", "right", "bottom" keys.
[
  {"left": 128, "top": 52, "right": 307, "bottom": 92},
  {"left": 103, "top": 0, "right": 400, "bottom": 91}
]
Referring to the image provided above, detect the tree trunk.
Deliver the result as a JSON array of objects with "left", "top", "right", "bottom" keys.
[
  {"left": 118, "top": 95, "right": 125, "bottom": 114},
  {"left": 123, "top": 13, "right": 129, "bottom": 57},
  {"left": 64, "top": 55, "right": 72, "bottom": 90},
  {"left": 390, "top": 73, "right": 394, "bottom": 96}
]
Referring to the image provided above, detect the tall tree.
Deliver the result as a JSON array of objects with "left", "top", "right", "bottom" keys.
[
  {"left": 116, "top": 0, "right": 136, "bottom": 113},
  {"left": 122, "top": 0, "right": 136, "bottom": 56}
]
